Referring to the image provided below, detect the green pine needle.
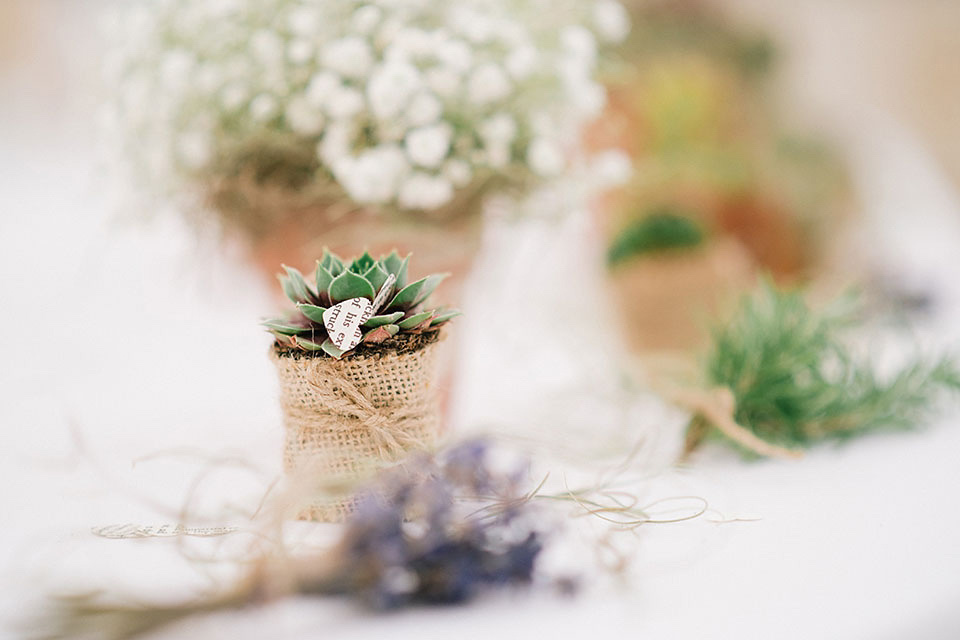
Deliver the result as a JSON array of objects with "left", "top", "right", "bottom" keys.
[{"left": 703, "top": 280, "right": 960, "bottom": 454}]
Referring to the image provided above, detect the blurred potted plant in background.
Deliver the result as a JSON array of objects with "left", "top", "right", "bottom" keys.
[
  {"left": 588, "top": 1, "right": 851, "bottom": 350},
  {"left": 104, "top": 0, "right": 631, "bottom": 302},
  {"left": 606, "top": 206, "right": 753, "bottom": 351}
]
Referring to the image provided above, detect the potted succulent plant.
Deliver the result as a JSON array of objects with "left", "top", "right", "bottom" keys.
[
  {"left": 264, "top": 249, "right": 459, "bottom": 521},
  {"left": 588, "top": 1, "right": 849, "bottom": 286},
  {"left": 606, "top": 206, "right": 754, "bottom": 352}
]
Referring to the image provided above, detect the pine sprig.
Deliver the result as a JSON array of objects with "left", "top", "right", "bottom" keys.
[{"left": 701, "top": 281, "right": 960, "bottom": 454}]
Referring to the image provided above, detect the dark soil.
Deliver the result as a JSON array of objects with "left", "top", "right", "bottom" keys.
[{"left": 273, "top": 329, "right": 442, "bottom": 360}]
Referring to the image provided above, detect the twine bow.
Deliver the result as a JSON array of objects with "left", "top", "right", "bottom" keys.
[
  {"left": 272, "top": 350, "right": 436, "bottom": 464},
  {"left": 303, "top": 374, "right": 432, "bottom": 460}
]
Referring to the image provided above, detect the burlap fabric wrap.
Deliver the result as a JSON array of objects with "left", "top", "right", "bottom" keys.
[
  {"left": 271, "top": 339, "right": 442, "bottom": 522},
  {"left": 612, "top": 239, "right": 754, "bottom": 352}
]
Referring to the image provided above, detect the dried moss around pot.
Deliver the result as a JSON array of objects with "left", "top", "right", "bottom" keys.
[{"left": 273, "top": 329, "right": 442, "bottom": 360}]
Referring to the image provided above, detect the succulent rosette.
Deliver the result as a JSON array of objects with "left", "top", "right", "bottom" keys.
[
  {"left": 265, "top": 249, "right": 459, "bottom": 358},
  {"left": 105, "top": 0, "right": 630, "bottom": 221}
]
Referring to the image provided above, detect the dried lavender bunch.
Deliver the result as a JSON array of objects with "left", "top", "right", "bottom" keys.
[
  {"left": 308, "top": 440, "right": 542, "bottom": 607},
  {"left": 36, "top": 441, "right": 547, "bottom": 640}
]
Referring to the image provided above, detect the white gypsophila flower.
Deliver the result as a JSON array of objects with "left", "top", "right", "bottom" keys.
[
  {"left": 336, "top": 145, "right": 410, "bottom": 204},
  {"left": 593, "top": 0, "right": 630, "bottom": 42},
  {"left": 577, "top": 81, "right": 607, "bottom": 118},
  {"left": 467, "top": 63, "right": 511, "bottom": 104},
  {"left": 591, "top": 149, "right": 632, "bottom": 186},
  {"left": 560, "top": 25, "right": 597, "bottom": 69},
  {"left": 527, "top": 110, "right": 553, "bottom": 137},
  {"left": 111, "top": 0, "right": 630, "bottom": 212},
  {"left": 442, "top": 159, "right": 473, "bottom": 187},
  {"left": 285, "top": 94, "right": 325, "bottom": 135},
  {"left": 159, "top": 50, "right": 195, "bottom": 90},
  {"left": 287, "top": 6, "right": 321, "bottom": 36},
  {"left": 398, "top": 172, "right": 454, "bottom": 209},
  {"left": 557, "top": 58, "right": 607, "bottom": 118},
  {"left": 195, "top": 63, "right": 223, "bottom": 93},
  {"left": 436, "top": 39, "right": 473, "bottom": 72},
  {"left": 527, "top": 137, "right": 565, "bottom": 177},
  {"left": 318, "top": 120, "right": 355, "bottom": 165},
  {"left": 351, "top": 5, "right": 381, "bottom": 35},
  {"left": 287, "top": 39, "right": 314, "bottom": 65},
  {"left": 480, "top": 139, "right": 512, "bottom": 168},
  {"left": 367, "top": 60, "right": 422, "bottom": 119},
  {"left": 176, "top": 130, "right": 213, "bottom": 169},
  {"left": 480, "top": 113, "right": 517, "bottom": 145},
  {"left": 405, "top": 91, "right": 443, "bottom": 127},
  {"left": 203, "top": 0, "right": 240, "bottom": 19},
  {"left": 320, "top": 37, "right": 374, "bottom": 79},
  {"left": 425, "top": 67, "right": 460, "bottom": 99},
  {"left": 448, "top": 6, "right": 494, "bottom": 44},
  {"left": 388, "top": 27, "right": 434, "bottom": 61},
  {"left": 405, "top": 123, "right": 452, "bottom": 169},
  {"left": 220, "top": 82, "right": 249, "bottom": 111},
  {"left": 325, "top": 85, "right": 365, "bottom": 119},
  {"left": 505, "top": 44, "right": 537, "bottom": 79},
  {"left": 305, "top": 71, "right": 340, "bottom": 109},
  {"left": 249, "top": 93, "right": 279, "bottom": 121},
  {"left": 251, "top": 29, "right": 284, "bottom": 64}
]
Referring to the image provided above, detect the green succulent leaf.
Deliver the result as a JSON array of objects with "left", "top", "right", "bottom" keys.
[
  {"left": 328, "top": 270, "right": 375, "bottom": 304},
  {"left": 273, "top": 333, "right": 295, "bottom": 348},
  {"left": 412, "top": 273, "right": 448, "bottom": 307},
  {"left": 321, "top": 249, "right": 345, "bottom": 276},
  {"left": 385, "top": 276, "right": 428, "bottom": 312},
  {"left": 293, "top": 335, "right": 326, "bottom": 351},
  {"left": 315, "top": 262, "right": 334, "bottom": 296},
  {"left": 350, "top": 251, "right": 376, "bottom": 274},
  {"left": 381, "top": 251, "right": 410, "bottom": 289},
  {"left": 430, "top": 310, "right": 462, "bottom": 326},
  {"left": 363, "top": 311, "right": 404, "bottom": 328},
  {"left": 398, "top": 311, "right": 434, "bottom": 329},
  {"left": 320, "top": 338, "right": 346, "bottom": 359},
  {"left": 363, "top": 263, "right": 391, "bottom": 296},
  {"left": 297, "top": 303, "right": 328, "bottom": 324},
  {"left": 262, "top": 319, "right": 312, "bottom": 335},
  {"left": 280, "top": 265, "right": 314, "bottom": 304},
  {"left": 363, "top": 324, "right": 400, "bottom": 343}
]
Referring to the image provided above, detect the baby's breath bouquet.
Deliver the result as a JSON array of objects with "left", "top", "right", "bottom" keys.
[{"left": 104, "top": 0, "right": 630, "bottom": 266}]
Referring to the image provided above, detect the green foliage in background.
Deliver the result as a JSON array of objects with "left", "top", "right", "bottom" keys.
[
  {"left": 703, "top": 281, "right": 960, "bottom": 454},
  {"left": 607, "top": 208, "right": 706, "bottom": 266}
]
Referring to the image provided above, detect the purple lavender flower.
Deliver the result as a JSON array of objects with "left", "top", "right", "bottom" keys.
[{"left": 321, "top": 440, "right": 544, "bottom": 608}]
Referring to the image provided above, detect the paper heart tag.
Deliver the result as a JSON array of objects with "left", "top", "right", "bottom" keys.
[{"left": 322, "top": 297, "right": 374, "bottom": 352}]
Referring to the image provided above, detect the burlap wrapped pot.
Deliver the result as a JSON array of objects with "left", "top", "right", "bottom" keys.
[
  {"left": 271, "top": 335, "right": 443, "bottom": 522},
  {"left": 611, "top": 238, "right": 755, "bottom": 352}
]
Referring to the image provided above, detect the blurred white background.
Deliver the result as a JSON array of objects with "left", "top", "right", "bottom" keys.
[{"left": 2, "top": 1, "right": 960, "bottom": 639}]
